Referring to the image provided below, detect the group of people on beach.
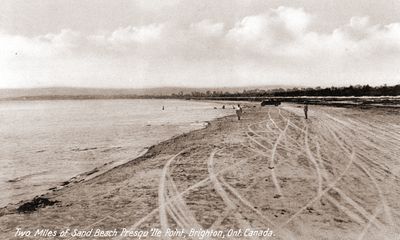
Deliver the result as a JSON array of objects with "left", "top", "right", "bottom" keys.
[
  {"left": 163, "top": 102, "right": 308, "bottom": 121},
  {"left": 219, "top": 104, "right": 243, "bottom": 120},
  {"left": 232, "top": 103, "right": 308, "bottom": 121}
]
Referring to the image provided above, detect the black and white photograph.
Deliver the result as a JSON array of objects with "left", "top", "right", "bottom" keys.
[{"left": 0, "top": 1, "right": 399, "bottom": 239}]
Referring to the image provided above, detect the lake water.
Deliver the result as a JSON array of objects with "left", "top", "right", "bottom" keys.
[{"left": 0, "top": 99, "right": 233, "bottom": 207}]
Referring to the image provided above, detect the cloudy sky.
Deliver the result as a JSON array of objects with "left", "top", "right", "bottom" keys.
[{"left": 1, "top": 0, "right": 400, "bottom": 89}]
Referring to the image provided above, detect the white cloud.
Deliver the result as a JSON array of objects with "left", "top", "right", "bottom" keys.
[
  {"left": 1, "top": 6, "right": 400, "bottom": 88},
  {"left": 226, "top": 7, "right": 313, "bottom": 56},
  {"left": 273, "top": 6, "right": 311, "bottom": 34},
  {"left": 108, "top": 24, "right": 163, "bottom": 44},
  {"left": 0, "top": 32, "right": 51, "bottom": 58},
  {"left": 191, "top": 20, "right": 225, "bottom": 37},
  {"left": 42, "top": 29, "right": 83, "bottom": 49},
  {"left": 312, "top": 16, "right": 400, "bottom": 61}
]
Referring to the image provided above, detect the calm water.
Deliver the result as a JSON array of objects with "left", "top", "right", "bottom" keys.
[{"left": 0, "top": 99, "right": 232, "bottom": 207}]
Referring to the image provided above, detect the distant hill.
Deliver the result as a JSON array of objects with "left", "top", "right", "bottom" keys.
[{"left": 0, "top": 85, "right": 296, "bottom": 100}]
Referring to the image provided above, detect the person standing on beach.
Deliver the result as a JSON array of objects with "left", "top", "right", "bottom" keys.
[
  {"left": 235, "top": 104, "right": 243, "bottom": 120},
  {"left": 304, "top": 104, "right": 309, "bottom": 119}
]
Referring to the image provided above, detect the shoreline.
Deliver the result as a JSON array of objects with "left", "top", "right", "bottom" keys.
[
  {"left": 1, "top": 104, "right": 399, "bottom": 240},
  {"left": 0, "top": 109, "right": 236, "bottom": 214},
  {"left": 0, "top": 102, "right": 396, "bottom": 212},
  {"left": 0, "top": 99, "right": 232, "bottom": 208}
]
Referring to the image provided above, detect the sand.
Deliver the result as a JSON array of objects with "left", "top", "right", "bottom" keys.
[
  {"left": 0, "top": 99, "right": 230, "bottom": 207},
  {"left": 0, "top": 104, "right": 399, "bottom": 240}
]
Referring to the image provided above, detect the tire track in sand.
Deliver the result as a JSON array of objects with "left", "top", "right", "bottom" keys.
[
  {"left": 269, "top": 121, "right": 289, "bottom": 197},
  {"left": 356, "top": 205, "right": 382, "bottom": 240},
  {"left": 166, "top": 170, "right": 202, "bottom": 231},
  {"left": 324, "top": 121, "right": 390, "bottom": 229},
  {"left": 297, "top": 120, "right": 368, "bottom": 227},
  {"left": 304, "top": 127, "right": 323, "bottom": 196},
  {"left": 207, "top": 149, "right": 251, "bottom": 229},
  {"left": 159, "top": 150, "right": 187, "bottom": 239},
  {"left": 245, "top": 121, "right": 289, "bottom": 198},
  {"left": 281, "top": 108, "right": 372, "bottom": 227},
  {"left": 117, "top": 153, "right": 261, "bottom": 238},
  {"left": 208, "top": 148, "right": 297, "bottom": 240},
  {"left": 269, "top": 107, "right": 374, "bottom": 229},
  {"left": 310, "top": 115, "right": 386, "bottom": 230},
  {"left": 278, "top": 144, "right": 356, "bottom": 229},
  {"left": 313, "top": 137, "right": 368, "bottom": 226}
]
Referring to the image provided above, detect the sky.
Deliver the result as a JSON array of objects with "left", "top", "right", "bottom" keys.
[{"left": 1, "top": 0, "right": 400, "bottom": 89}]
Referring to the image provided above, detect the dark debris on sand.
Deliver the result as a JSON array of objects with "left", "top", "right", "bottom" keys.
[{"left": 16, "top": 197, "right": 59, "bottom": 214}]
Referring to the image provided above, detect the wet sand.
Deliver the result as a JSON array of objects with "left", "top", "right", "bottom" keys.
[
  {"left": 0, "top": 99, "right": 229, "bottom": 207},
  {"left": 1, "top": 104, "right": 399, "bottom": 240}
]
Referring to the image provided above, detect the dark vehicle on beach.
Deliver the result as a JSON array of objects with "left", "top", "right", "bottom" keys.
[{"left": 261, "top": 99, "right": 281, "bottom": 106}]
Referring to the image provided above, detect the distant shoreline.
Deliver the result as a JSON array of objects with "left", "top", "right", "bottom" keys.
[{"left": 1, "top": 95, "right": 399, "bottom": 109}]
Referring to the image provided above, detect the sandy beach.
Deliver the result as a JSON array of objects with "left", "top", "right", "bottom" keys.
[
  {"left": 0, "top": 99, "right": 229, "bottom": 208},
  {"left": 1, "top": 104, "right": 399, "bottom": 240}
]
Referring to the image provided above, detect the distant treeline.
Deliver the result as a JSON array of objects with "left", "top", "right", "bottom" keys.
[
  {"left": 173, "top": 84, "right": 400, "bottom": 98},
  {"left": 2, "top": 84, "right": 398, "bottom": 101},
  {"left": 272, "top": 84, "right": 400, "bottom": 97}
]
